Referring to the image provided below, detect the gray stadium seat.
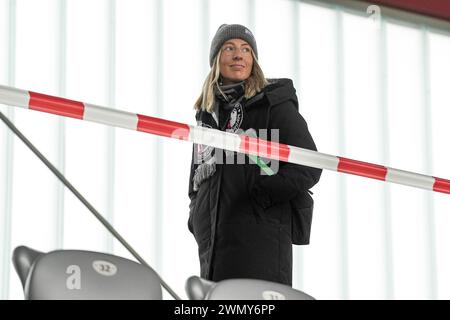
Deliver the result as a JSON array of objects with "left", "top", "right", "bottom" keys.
[
  {"left": 185, "top": 275, "right": 315, "bottom": 300},
  {"left": 12, "top": 245, "right": 162, "bottom": 300}
]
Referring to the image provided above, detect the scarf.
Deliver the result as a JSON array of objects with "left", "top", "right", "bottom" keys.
[
  {"left": 193, "top": 81, "right": 246, "bottom": 191},
  {"left": 215, "top": 81, "right": 245, "bottom": 109}
]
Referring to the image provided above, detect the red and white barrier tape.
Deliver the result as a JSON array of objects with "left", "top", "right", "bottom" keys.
[{"left": 1, "top": 84, "right": 449, "bottom": 195}]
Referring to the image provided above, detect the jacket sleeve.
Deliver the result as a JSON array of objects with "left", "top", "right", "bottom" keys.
[
  {"left": 251, "top": 101, "right": 322, "bottom": 209},
  {"left": 188, "top": 144, "right": 197, "bottom": 233}
]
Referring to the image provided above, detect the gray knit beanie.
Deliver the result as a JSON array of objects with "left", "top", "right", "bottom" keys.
[{"left": 209, "top": 24, "right": 258, "bottom": 67}]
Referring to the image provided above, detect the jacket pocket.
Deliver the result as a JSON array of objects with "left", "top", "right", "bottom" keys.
[
  {"left": 256, "top": 201, "right": 289, "bottom": 226},
  {"left": 290, "top": 191, "right": 314, "bottom": 245}
]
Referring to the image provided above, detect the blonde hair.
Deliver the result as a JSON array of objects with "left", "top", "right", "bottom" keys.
[{"left": 194, "top": 50, "right": 268, "bottom": 112}]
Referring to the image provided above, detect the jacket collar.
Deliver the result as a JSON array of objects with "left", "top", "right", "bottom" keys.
[{"left": 245, "top": 78, "right": 298, "bottom": 110}]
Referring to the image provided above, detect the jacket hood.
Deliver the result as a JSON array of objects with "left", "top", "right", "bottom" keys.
[
  {"left": 265, "top": 78, "right": 298, "bottom": 110},
  {"left": 247, "top": 78, "right": 298, "bottom": 110}
]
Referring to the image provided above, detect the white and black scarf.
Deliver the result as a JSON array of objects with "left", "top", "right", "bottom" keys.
[{"left": 193, "top": 81, "right": 246, "bottom": 191}]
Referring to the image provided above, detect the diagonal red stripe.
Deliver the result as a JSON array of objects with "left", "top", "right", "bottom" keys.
[
  {"left": 433, "top": 177, "right": 450, "bottom": 195},
  {"left": 29, "top": 91, "right": 85, "bottom": 119},
  {"left": 337, "top": 157, "right": 388, "bottom": 181},
  {"left": 239, "top": 135, "right": 290, "bottom": 162},
  {"left": 137, "top": 114, "right": 190, "bottom": 140}
]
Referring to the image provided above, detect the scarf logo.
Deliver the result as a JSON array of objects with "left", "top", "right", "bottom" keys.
[{"left": 226, "top": 103, "right": 243, "bottom": 132}]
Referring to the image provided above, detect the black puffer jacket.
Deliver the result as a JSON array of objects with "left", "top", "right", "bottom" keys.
[{"left": 188, "top": 78, "right": 322, "bottom": 285}]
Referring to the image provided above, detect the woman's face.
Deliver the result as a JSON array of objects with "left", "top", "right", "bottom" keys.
[{"left": 219, "top": 38, "right": 253, "bottom": 85}]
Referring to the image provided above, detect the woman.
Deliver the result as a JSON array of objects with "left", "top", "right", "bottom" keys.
[{"left": 188, "top": 24, "right": 321, "bottom": 286}]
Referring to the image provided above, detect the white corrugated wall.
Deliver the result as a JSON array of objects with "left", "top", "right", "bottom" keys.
[{"left": 1, "top": 0, "right": 449, "bottom": 299}]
